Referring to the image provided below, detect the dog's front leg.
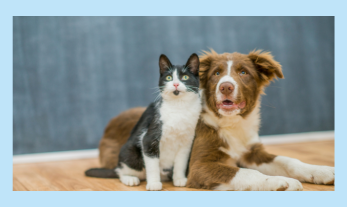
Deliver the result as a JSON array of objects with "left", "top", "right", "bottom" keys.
[
  {"left": 239, "top": 143, "right": 335, "bottom": 185},
  {"left": 187, "top": 161, "right": 302, "bottom": 191}
]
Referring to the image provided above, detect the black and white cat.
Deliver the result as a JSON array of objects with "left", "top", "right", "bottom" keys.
[{"left": 86, "top": 54, "right": 202, "bottom": 191}]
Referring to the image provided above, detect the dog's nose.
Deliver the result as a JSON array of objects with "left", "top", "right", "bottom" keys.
[{"left": 219, "top": 82, "right": 234, "bottom": 95}]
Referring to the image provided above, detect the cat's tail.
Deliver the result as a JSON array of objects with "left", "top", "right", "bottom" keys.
[{"left": 85, "top": 168, "right": 119, "bottom": 178}]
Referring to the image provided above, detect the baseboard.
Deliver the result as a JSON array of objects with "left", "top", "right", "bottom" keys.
[
  {"left": 260, "top": 130, "right": 334, "bottom": 145},
  {"left": 13, "top": 148, "right": 98, "bottom": 164},
  {"left": 13, "top": 130, "right": 334, "bottom": 164}
]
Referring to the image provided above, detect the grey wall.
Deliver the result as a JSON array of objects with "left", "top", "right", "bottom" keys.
[{"left": 13, "top": 17, "right": 334, "bottom": 155}]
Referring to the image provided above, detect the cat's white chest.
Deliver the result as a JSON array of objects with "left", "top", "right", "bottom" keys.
[
  {"left": 159, "top": 97, "right": 201, "bottom": 139},
  {"left": 158, "top": 96, "right": 201, "bottom": 169}
]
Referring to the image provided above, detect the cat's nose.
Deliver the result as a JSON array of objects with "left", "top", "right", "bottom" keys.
[{"left": 173, "top": 83, "right": 179, "bottom": 89}]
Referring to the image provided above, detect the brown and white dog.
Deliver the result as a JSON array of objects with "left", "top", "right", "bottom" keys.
[
  {"left": 185, "top": 50, "right": 334, "bottom": 190},
  {"left": 97, "top": 50, "right": 334, "bottom": 191}
]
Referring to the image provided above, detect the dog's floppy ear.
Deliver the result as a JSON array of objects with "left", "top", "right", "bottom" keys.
[
  {"left": 185, "top": 53, "right": 200, "bottom": 76},
  {"left": 159, "top": 54, "right": 173, "bottom": 76},
  {"left": 199, "top": 50, "right": 216, "bottom": 89},
  {"left": 248, "top": 50, "right": 284, "bottom": 84}
]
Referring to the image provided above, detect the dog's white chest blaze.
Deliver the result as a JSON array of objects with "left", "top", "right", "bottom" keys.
[
  {"left": 158, "top": 96, "right": 201, "bottom": 169},
  {"left": 202, "top": 100, "right": 261, "bottom": 162}
]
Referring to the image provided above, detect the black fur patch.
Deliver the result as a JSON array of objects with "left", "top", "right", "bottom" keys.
[{"left": 85, "top": 168, "right": 118, "bottom": 178}]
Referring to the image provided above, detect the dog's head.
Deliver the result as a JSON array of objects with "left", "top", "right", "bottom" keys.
[{"left": 199, "top": 49, "right": 283, "bottom": 117}]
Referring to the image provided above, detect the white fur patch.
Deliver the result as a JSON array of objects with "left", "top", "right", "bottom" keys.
[
  {"left": 243, "top": 156, "right": 335, "bottom": 185},
  {"left": 159, "top": 90, "right": 201, "bottom": 177},
  {"left": 201, "top": 93, "right": 260, "bottom": 142},
  {"left": 215, "top": 60, "right": 239, "bottom": 103},
  {"left": 116, "top": 162, "right": 146, "bottom": 187},
  {"left": 138, "top": 130, "right": 147, "bottom": 147},
  {"left": 143, "top": 155, "right": 162, "bottom": 190},
  {"left": 214, "top": 168, "right": 303, "bottom": 191},
  {"left": 216, "top": 76, "right": 239, "bottom": 100},
  {"left": 200, "top": 97, "right": 261, "bottom": 165},
  {"left": 172, "top": 70, "right": 179, "bottom": 83},
  {"left": 157, "top": 81, "right": 201, "bottom": 187},
  {"left": 120, "top": 175, "right": 140, "bottom": 186},
  {"left": 227, "top": 60, "right": 233, "bottom": 75}
]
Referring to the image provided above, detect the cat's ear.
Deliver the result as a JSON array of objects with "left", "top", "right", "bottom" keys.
[
  {"left": 185, "top": 53, "right": 200, "bottom": 76},
  {"left": 159, "top": 54, "right": 173, "bottom": 75}
]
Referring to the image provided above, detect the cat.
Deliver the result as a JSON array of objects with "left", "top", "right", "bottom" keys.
[{"left": 85, "top": 53, "right": 202, "bottom": 191}]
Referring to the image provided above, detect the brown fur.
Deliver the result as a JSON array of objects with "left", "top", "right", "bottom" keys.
[
  {"left": 199, "top": 49, "right": 283, "bottom": 117},
  {"left": 187, "top": 50, "right": 283, "bottom": 189},
  {"left": 241, "top": 143, "right": 276, "bottom": 165},
  {"left": 186, "top": 120, "right": 239, "bottom": 189},
  {"left": 99, "top": 107, "right": 145, "bottom": 169}
]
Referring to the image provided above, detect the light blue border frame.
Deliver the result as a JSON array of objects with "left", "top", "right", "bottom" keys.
[{"left": 2, "top": 0, "right": 345, "bottom": 206}]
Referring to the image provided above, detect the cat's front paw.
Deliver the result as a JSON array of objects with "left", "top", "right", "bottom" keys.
[
  {"left": 146, "top": 182, "right": 163, "bottom": 191},
  {"left": 120, "top": 175, "right": 140, "bottom": 186},
  {"left": 173, "top": 177, "right": 187, "bottom": 187}
]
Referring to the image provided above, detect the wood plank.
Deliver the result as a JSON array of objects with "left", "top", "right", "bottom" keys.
[
  {"left": 13, "top": 177, "right": 28, "bottom": 191},
  {"left": 13, "top": 140, "right": 335, "bottom": 191}
]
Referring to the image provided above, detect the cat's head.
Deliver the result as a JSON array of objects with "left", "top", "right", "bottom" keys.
[{"left": 158, "top": 53, "right": 200, "bottom": 100}]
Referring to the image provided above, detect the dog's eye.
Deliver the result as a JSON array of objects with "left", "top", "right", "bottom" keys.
[
  {"left": 240, "top": 71, "right": 247, "bottom": 76},
  {"left": 182, "top": 75, "right": 189, "bottom": 80},
  {"left": 215, "top": 71, "right": 220, "bottom": 76},
  {"left": 166, "top": 75, "right": 172, "bottom": 81}
]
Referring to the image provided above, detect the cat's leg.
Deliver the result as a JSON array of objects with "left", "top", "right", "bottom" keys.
[
  {"left": 116, "top": 137, "right": 146, "bottom": 187},
  {"left": 142, "top": 128, "right": 162, "bottom": 191},
  {"left": 143, "top": 155, "right": 162, "bottom": 190},
  {"left": 172, "top": 139, "right": 193, "bottom": 187},
  {"left": 239, "top": 143, "right": 335, "bottom": 185}
]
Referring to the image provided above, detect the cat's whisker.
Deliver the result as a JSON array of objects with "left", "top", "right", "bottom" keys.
[
  {"left": 186, "top": 85, "right": 199, "bottom": 89},
  {"left": 151, "top": 86, "right": 165, "bottom": 90},
  {"left": 154, "top": 93, "right": 162, "bottom": 102}
]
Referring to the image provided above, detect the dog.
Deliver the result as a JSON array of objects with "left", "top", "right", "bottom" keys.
[{"left": 97, "top": 50, "right": 334, "bottom": 191}]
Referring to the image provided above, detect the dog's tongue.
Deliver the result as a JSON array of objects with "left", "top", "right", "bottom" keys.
[
  {"left": 219, "top": 100, "right": 246, "bottom": 110},
  {"left": 222, "top": 100, "right": 233, "bottom": 105}
]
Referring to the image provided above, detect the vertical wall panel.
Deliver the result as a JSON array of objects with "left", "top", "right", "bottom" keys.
[{"left": 13, "top": 17, "right": 334, "bottom": 154}]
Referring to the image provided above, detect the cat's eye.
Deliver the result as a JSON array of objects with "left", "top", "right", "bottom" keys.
[
  {"left": 215, "top": 71, "right": 220, "bottom": 76},
  {"left": 182, "top": 75, "right": 189, "bottom": 80},
  {"left": 240, "top": 71, "right": 247, "bottom": 76},
  {"left": 166, "top": 76, "right": 172, "bottom": 81}
]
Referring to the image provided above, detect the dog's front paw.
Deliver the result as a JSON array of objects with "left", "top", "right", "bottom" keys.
[
  {"left": 309, "top": 166, "right": 334, "bottom": 185},
  {"left": 284, "top": 177, "right": 304, "bottom": 191},
  {"left": 146, "top": 182, "right": 163, "bottom": 191},
  {"left": 173, "top": 177, "right": 187, "bottom": 187},
  {"left": 285, "top": 158, "right": 335, "bottom": 185},
  {"left": 265, "top": 176, "right": 303, "bottom": 191}
]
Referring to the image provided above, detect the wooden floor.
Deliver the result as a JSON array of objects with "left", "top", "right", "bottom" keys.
[{"left": 13, "top": 140, "right": 335, "bottom": 191}]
